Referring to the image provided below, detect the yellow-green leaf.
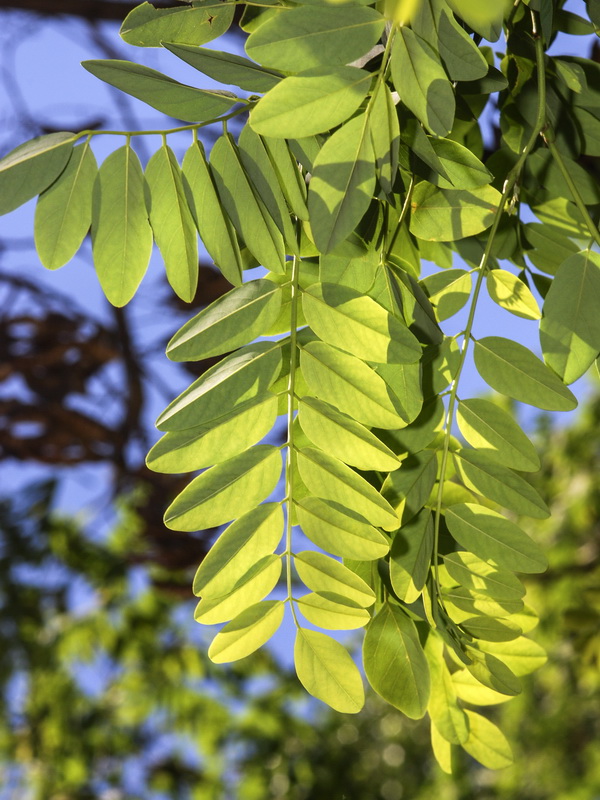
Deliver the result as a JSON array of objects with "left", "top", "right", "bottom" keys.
[
  {"left": 486, "top": 269, "right": 541, "bottom": 320},
  {"left": 208, "top": 600, "right": 285, "bottom": 663}
]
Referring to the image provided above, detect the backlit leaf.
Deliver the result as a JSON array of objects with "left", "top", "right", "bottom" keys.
[
  {"left": 245, "top": 6, "right": 385, "bottom": 72},
  {"left": 446, "top": 0, "right": 504, "bottom": 42},
  {"left": 295, "top": 551, "right": 376, "bottom": 607},
  {"left": 474, "top": 336, "right": 578, "bottom": 411},
  {"left": 420, "top": 269, "right": 472, "bottom": 321},
  {"left": 382, "top": 450, "right": 438, "bottom": 524},
  {"left": 444, "top": 552, "right": 525, "bottom": 601},
  {"left": 91, "top": 144, "right": 152, "bottom": 307},
  {"left": 209, "top": 600, "right": 285, "bottom": 663},
  {"left": 145, "top": 144, "right": 198, "bottom": 302},
  {"left": 34, "top": 141, "right": 97, "bottom": 269},
  {"left": 296, "top": 446, "right": 399, "bottom": 531},
  {"left": 193, "top": 503, "right": 283, "bottom": 598},
  {"left": 82, "top": 60, "right": 239, "bottom": 122},
  {"left": 165, "top": 43, "right": 283, "bottom": 93},
  {"left": 0, "top": 131, "right": 76, "bottom": 216},
  {"left": 164, "top": 445, "right": 282, "bottom": 531},
  {"left": 486, "top": 269, "right": 542, "bottom": 320},
  {"left": 249, "top": 67, "right": 372, "bottom": 138},
  {"left": 445, "top": 503, "right": 548, "bottom": 574},
  {"left": 194, "top": 555, "right": 282, "bottom": 625},
  {"left": 157, "top": 341, "right": 282, "bottom": 431},
  {"left": 410, "top": 183, "right": 501, "bottom": 242},
  {"left": 540, "top": 250, "right": 600, "bottom": 384},
  {"left": 389, "top": 509, "right": 434, "bottom": 603},
  {"left": 167, "top": 280, "right": 283, "bottom": 361},
  {"left": 297, "top": 592, "right": 371, "bottom": 630},
  {"left": 391, "top": 27, "right": 455, "bottom": 136},
  {"left": 476, "top": 637, "right": 547, "bottom": 676},
  {"left": 308, "top": 114, "right": 376, "bottom": 254},
  {"left": 121, "top": 1, "right": 233, "bottom": 47},
  {"left": 454, "top": 449, "right": 549, "bottom": 519},
  {"left": 210, "top": 133, "right": 285, "bottom": 274},
  {"left": 457, "top": 398, "right": 540, "bottom": 472},
  {"left": 364, "top": 602, "right": 430, "bottom": 719},
  {"left": 147, "top": 395, "right": 278, "bottom": 473},
  {"left": 300, "top": 340, "right": 408, "bottom": 429},
  {"left": 298, "top": 396, "right": 400, "bottom": 472},
  {"left": 295, "top": 496, "right": 390, "bottom": 560},
  {"left": 462, "top": 711, "right": 514, "bottom": 769},
  {"left": 182, "top": 140, "right": 243, "bottom": 287},
  {"left": 294, "top": 629, "right": 365, "bottom": 713},
  {"left": 369, "top": 82, "right": 400, "bottom": 196},
  {"left": 424, "top": 635, "right": 469, "bottom": 744}
]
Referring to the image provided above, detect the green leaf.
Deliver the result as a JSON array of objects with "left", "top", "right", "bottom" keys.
[
  {"left": 157, "top": 341, "right": 282, "bottom": 431},
  {"left": 486, "top": 268, "right": 541, "bottom": 320},
  {"left": 420, "top": 269, "right": 472, "bottom": 321},
  {"left": 375, "top": 362, "right": 424, "bottom": 426},
  {"left": 461, "top": 616, "right": 522, "bottom": 642},
  {"left": 147, "top": 395, "right": 279, "bottom": 473},
  {"left": 419, "top": 138, "right": 492, "bottom": 190},
  {"left": 210, "top": 133, "right": 285, "bottom": 274},
  {"left": 410, "top": 183, "right": 501, "bottom": 242},
  {"left": 378, "top": 396, "right": 444, "bottom": 456},
  {"left": 295, "top": 496, "right": 390, "bottom": 560},
  {"left": 413, "top": 0, "right": 489, "bottom": 81},
  {"left": 238, "top": 125, "right": 298, "bottom": 253},
  {"left": 476, "top": 637, "right": 547, "bottom": 677},
  {"left": 445, "top": 503, "right": 548, "bottom": 574},
  {"left": 296, "top": 446, "right": 399, "bottom": 531},
  {"left": 381, "top": 450, "right": 438, "bottom": 524},
  {"left": 444, "top": 552, "right": 525, "bottom": 601},
  {"left": 442, "top": 584, "right": 523, "bottom": 620},
  {"left": 462, "top": 711, "right": 514, "bottom": 769},
  {"left": 524, "top": 222, "right": 579, "bottom": 275},
  {"left": 295, "top": 550, "right": 375, "bottom": 607},
  {"left": 261, "top": 135, "right": 309, "bottom": 221},
  {"left": 298, "top": 396, "right": 400, "bottom": 472},
  {"left": 369, "top": 83, "right": 400, "bottom": 197},
  {"left": 120, "top": 1, "right": 233, "bottom": 47},
  {"left": 145, "top": 144, "right": 198, "bottom": 302},
  {"left": 208, "top": 600, "right": 285, "bottom": 663},
  {"left": 91, "top": 144, "right": 152, "bottom": 307},
  {"left": 300, "top": 340, "right": 408, "bottom": 430},
  {"left": 473, "top": 336, "right": 578, "bottom": 411},
  {"left": 308, "top": 114, "right": 376, "bottom": 254},
  {"left": 168, "top": 280, "right": 283, "bottom": 363},
  {"left": 424, "top": 635, "right": 470, "bottom": 745},
  {"left": 0, "top": 131, "right": 76, "bottom": 216},
  {"left": 294, "top": 629, "right": 365, "bottom": 713},
  {"left": 182, "top": 141, "right": 243, "bottom": 287},
  {"left": 34, "top": 141, "right": 97, "bottom": 269},
  {"left": 249, "top": 67, "right": 372, "bottom": 138},
  {"left": 82, "top": 60, "right": 239, "bottom": 122},
  {"left": 363, "top": 602, "right": 430, "bottom": 719},
  {"left": 452, "top": 669, "right": 512, "bottom": 706},
  {"left": 164, "top": 445, "right": 282, "bottom": 531},
  {"left": 465, "top": 647, "right": 522, "bottom": 697},
  {"left": 454, "top": 449, "right": 550, "bottom": 519},
  {"left": 245, "top": 6, "right": 385, "bottom": 72},
  {"left": 431, "top": 724, "right": 454, "bottom": 774},
  {"left": 194, "top": 555, "right": 282, "bottom": 625},
  {"left": 297, "top": 592, "right": 370, "bottom": 630},
  {"left": 446, "top": 0, "right": 504, "bottom": 42},
  {"left": 165, "top": 43, "right": 283, "bottom": 93},
  {"left": 302, "top": 282, "right": 421, "bottom": 364},
  {"left": 456, "top": 398, "right": 540, "bottom": 472},
  {"left": 389, "top": 509, "right": 434, "bottom": 603},
  {"left": 540, "top": 250, "right": 600, "bottom": 384},
  {"left": 193, "top": 503, "right": 283, "bottom": 598},
  {"left": 391, "top": 27, "right": 455, "bottom": 137}
]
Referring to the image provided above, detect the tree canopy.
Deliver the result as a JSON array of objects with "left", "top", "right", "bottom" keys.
[{"left": 1, "top": 0, "right": 600, "bottom": 783}]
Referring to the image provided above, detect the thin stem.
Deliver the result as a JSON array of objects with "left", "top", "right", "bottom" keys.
[
  {"left": 543, "top": 136, "right": 600, "bottom": 247},
  {"left": 430, "top": 10, "right": 548, "bottom": 609},
  {"left": 384, "top": 174, "right": 415, "bottom": 259},
  {"left": 285, "top": 224, "right": 302, "bottom": 628},
  {"left": 74, "top": 104, "right": 250, "bottom": 141}
]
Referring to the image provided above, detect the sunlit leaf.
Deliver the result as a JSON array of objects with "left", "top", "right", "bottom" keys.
[
  {"left": 382, "top": 450, "right": 438, "bottom": 524},
  {"left": 297, "top": 592, "right": 371, "bottom": 630},
  {"left": 486, "top": 268, "right": 541, "bottom": 320},
  {"left": 294, "top": 629, "right": 365, "bottom": 713},
  {"left": 209, "top": 600, "right": 285, "bottom": 663},
  {"left": 164, "top": 445, "right": 282, "bottom": 531},
  {"left": 410, "top": 183, "right": 501, "bottom": 242},
  {"left": 462, "top": 711, "right": 514, "bottom": 769},
  {"left": 364, "top": 602, "right": 430, "bottom": 719},
  {"left": 389, "top": 509, "right": 434, "bottom": 603},
  {"left": 121, "top": 0, "right": 233, "bottom": 47}
]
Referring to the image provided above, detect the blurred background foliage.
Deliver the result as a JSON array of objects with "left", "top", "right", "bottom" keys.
[{"left": 0, "top": 1, "right": 599, "bottom": 798}]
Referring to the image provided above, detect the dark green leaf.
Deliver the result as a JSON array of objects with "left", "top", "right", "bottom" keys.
[
  {"left": 120, "top": 1, "right": 234, "bottom": 48},
  {"left": 382, "top": 450, "right": 438, "bottom": 525},
  {"left": 389, "top": 509, "right": 434, "bottom": 603}
]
